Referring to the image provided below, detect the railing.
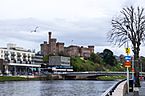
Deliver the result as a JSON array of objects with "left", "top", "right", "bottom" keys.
[
  {"left": 101, "top": 79, "right": 126, "bottom": 96},
  {"left": 63, "top": 71, "right": 145, "bottom": 76}
]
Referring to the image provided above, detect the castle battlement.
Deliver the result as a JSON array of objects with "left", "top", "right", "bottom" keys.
[{"left": 40, "top": 32, "right": 94, "bottom": 57}]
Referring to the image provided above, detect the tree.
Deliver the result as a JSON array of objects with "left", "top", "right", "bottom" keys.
[
  {"left": 102, "top": 49, "right": 117, "bottom": 66},
  {"left": 43, "top": 55, "right": 49, "bottom": 63},
  {"left": 70, "top": 57, "right": 97, "bottom": 71},
  {"left": 89, "top": 53, "right": 103, "bottom": 64},
  {"left": 108, "top": 6, "right": 145, "bottom": 87},
  {"left": 119, "top": 54, "right": 125, "bottom": 65}
]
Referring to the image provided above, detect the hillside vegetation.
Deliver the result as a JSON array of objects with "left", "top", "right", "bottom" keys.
[{"left": 71, "top": 49, "right": 126, "bottom": 72}]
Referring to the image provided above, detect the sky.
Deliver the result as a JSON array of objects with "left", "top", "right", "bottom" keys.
[{"left": 0, "top": 0, "right": 145, "bottom": 56}]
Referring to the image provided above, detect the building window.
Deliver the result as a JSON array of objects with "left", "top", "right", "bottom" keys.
[
  {"left": 17, "top": 52, "right": 21, "bottom": 57},
  {"left": 1, "top": 55, "right": 3, "bottom": 57},
  {"left": 1, "top": 50, "right": 3, "bottom": 53},
  {"left": 4, "top": 51, "right": 9, "bottom": 56}
]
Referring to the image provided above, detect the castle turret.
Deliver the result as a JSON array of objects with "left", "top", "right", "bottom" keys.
[
  {"left": 88, "top": 46, "right": 94, "bottom": 53},
  {"left": 49, "top": 38, "right": 57, "bottom": 55},
  {"left": 48, "top": 32, "right": 52, "bottom": 44},
  {"left": 56, "top": 42, "right": 64, "bottom": 55},
  {"left": 40, "top": 41, "right": 49, "bottom": 56}
]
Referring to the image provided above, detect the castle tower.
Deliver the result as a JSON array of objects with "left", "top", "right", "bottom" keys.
[
  {"left": 48, "top": 32, "right": 52, "bottom": 44},
  {"left": 56, "top": 42, "right": 64, "bottom": 55},
  {"left": 88, "top": 46, "right": 94, "bottom": 53},
  {"left": 40, "top": 41, "right": 49, "bottom": 56},
  {"left": 49, "top": 39, "right": 57, "bottom": 55}
]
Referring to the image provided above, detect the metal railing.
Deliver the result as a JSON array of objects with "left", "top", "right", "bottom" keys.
[{"left": 101, "top": 79, "right": 126, "bottom": 96}]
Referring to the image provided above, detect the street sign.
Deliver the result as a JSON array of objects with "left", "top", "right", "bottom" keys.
[
  {"left": 124, "top": 61, "right": 131, "bottom": 67},
  {"left": 125, "top": 56, "right": 131, "bottom": 60},
  {"left": 125, "top": 48, "right": 130, "bottom": 54}
]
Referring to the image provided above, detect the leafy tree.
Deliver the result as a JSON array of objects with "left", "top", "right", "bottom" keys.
[
  {"left": 108, "top": 6, "right": 145, "bottom": 87},
  {"left": 89, "top": 53, "right": 104, "bottom": 64},
  {"left": 70, "top": 57, "right": 98, "bottom": 71},
  {"left": 119, "top": 54, "right": 125, "bottom": 64},
  {"left": 102, "top": 49, "right": 117, "bottom": 66},
  {"left": 43, "top": 55, "right": 49, "bottom": 63}
]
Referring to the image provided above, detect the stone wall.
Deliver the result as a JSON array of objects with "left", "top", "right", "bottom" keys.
[
  {"left": 56, "top": 42, "right": 64, "bottom": 55},
  {"left": 64, "top": 46, "right": 80, "bottom": 57},
  {"left": 40, "top": 41, "right": 49, "bottom": 56}
]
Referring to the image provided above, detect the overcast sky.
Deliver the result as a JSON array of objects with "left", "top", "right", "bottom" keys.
[{"left": 0, "top": 0, "right": 145, "bottom": 56}]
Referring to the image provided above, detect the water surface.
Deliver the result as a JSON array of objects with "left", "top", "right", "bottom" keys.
[{"left": 0, "top": 80, "right": 117, "bottom": 96}]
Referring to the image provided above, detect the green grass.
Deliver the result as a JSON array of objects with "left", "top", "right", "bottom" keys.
[
  {"left": 0, "top": 76, "right": 42, "bottom": 81},
  {"left": 0, "top": 76, "right": 28, "bottom": 81},
  {"left": 71, "top": 57, "right": 126, "bottom": 72},
  {"left": 96, "top": 76, "right": 126, "bottom": 81}
]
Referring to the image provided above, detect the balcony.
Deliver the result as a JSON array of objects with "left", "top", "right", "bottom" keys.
[
  {"left": 5, "top": 57, "right": 10, "bottom": 62},
  {"left": 5, "top": 59, "right": 10, "bottom": 63},
  {"left": 17, "top": 54, "right": 22, "bottom": 57},
  {"left": 23, "top": 58, "right": 26, "bottom": 61},
  {"left": 4, "top": 55, "right": 9, "bottom": 59},
  {"left": 11, "top": 52, "right": 16, "bottom": 56},
  {"left": 28, "top": 59, "right": 31, "bottom": 64},
  {"left": 11, "top": 56, "right": 15, "bottom": 60},
  {"left": 13, "top": 59, "right": 16, "bottom": 63},
  {"left": 17, "top": 57, "right": 22, "bottom": 61},
  {"left": 4, "top": 52, "right": 9, "bottom": 56}
]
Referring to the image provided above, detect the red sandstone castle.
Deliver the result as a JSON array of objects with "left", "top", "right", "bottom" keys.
[{"left": 40, "top": 32, "right": 94, "bottom": 57}]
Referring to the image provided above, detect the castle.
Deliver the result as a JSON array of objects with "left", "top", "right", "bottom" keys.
[{"left": 40, "top": 32, "right": 94, "bottom": 57}]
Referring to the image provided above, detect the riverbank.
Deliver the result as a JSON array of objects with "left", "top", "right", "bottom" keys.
[
  {"left": 96, "top": 76, "right": 126, "bottom": 81},
  {"left": 0, "top": 75, "right": 126, "bottom": 81},
  {"left": 0, "top": 76, "right": 41, "bottom": 81}
]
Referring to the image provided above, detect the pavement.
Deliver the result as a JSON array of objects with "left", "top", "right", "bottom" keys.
[
  {"left": 111, "top": 80, "right": 145, "bottom": 96},
  {"left": 139, "top": 81, "right": 145, "bottom": 96},
  {"left": 125, "top": 81, "right": 145, "bottom": 96},
  {"left": 112, "top": 80, "right": 127, "bottom": 96}
]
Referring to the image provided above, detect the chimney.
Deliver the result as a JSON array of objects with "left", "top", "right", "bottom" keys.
[{"left": 48, "top": 32, "right": 52, "bottom": 44}]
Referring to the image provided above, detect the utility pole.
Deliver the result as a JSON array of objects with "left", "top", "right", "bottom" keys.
[{"left": 124, "top": 28, "right": 131, "bottom": 93}]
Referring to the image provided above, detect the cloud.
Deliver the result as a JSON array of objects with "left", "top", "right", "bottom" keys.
[
  {"left": 0, "top": 17, "right": 111, "bottom": 51},
  {"left": 0, "top": 0, "right": 145, "bottom": 56},
  {"left": 0, "top": 17, "right": 141, "bottom": 56}
]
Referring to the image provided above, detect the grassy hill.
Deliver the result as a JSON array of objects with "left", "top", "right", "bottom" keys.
[{"left": 70, "top": 56, "right": 125, "bottom": 72}]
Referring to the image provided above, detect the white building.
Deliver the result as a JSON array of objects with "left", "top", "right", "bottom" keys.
[{"left": 0, "top": 43, "right": 41, "bottom": 75}]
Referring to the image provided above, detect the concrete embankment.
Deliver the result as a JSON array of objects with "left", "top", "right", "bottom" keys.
[
  {"left": 46, "top": 74, "right": 89, "bottom": 80},
  {"left": 102, "top": 80, "right": 128, "bottom": 96},
  {"left": 112, "top": 80, "right": 128, "bottom": 96},
  {"left": 45, "top": 74, "right": 126, "bottom": 80}
]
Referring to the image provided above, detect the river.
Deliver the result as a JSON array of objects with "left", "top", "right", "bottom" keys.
[{"left": 0, "top": 80, "right": 117, "bottom": 96}]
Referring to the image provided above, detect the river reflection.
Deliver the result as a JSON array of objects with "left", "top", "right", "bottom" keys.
[{"left": 0, "top": 80, "right": 117, "bottom": 96}]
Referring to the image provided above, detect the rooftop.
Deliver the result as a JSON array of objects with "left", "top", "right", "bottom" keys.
[{"left": 0, "top": 43, "right": 35, "bottom": 53}]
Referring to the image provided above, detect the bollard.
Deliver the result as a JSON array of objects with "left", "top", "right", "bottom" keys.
[
  {"left": 129, "top": 79, "right": 134, "bottom": 92},
  {"left": 133, "top": 87, "right": 139, "bottom": 96}
]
